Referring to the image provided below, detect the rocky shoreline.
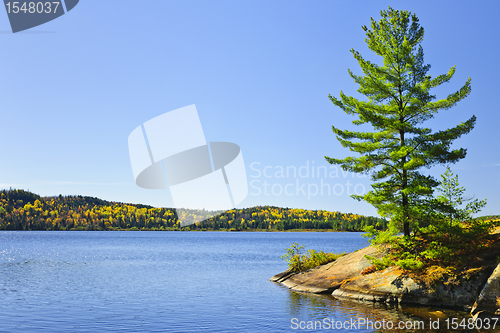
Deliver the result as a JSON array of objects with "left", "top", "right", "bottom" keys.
[{"left": 270, "top": 245, "right": 500, "bottom": 318}]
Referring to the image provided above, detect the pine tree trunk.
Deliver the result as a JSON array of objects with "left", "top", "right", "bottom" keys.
[{"left": 400, "top": 128, "right": 410, "bottom": 237}]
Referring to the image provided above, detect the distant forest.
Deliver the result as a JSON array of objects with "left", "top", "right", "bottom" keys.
[{"left": 0, "top": 189, "right": 388, "bottom": 232}]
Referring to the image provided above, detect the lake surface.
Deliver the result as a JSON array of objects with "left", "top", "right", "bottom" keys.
[{"left": 0, "top": 231, "right": 478, "bottom": 332}]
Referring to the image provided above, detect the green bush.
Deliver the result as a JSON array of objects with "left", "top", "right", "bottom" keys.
[
  {"left": 281, "top": 242, "right": 345, "bottom": 273},
  {"left": 364, "top": 255, "right": 394, "bottom": 271}
]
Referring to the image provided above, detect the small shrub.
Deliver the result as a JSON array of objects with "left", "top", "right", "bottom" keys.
[
  {"left": 421, "top": 241, "right": 455, "bottom": 262},
  {"left": 281, "top": 242, "right": 305, "bottom": 272},
  {"left": 421, "top": 266, "right": 453, "bottom": 285},
  {"left": 361, "top": 265, "right": 377, "bottom": 275},
  {"left": 301, "top": 249, "right": 345, "bottom": 272},
  {"left": 395, "top": 257, "right": 425, "bottom": 271},
  {"left": 365, "top": 255, "right": 394, "bottom": 271},
  {"left": 281, "top": 243, "right": 345, "bottom": 273}
]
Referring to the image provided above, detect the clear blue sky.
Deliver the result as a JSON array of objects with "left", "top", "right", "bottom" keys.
[{"left": 1, "top": 0, "right": 499, "bottom": 217}]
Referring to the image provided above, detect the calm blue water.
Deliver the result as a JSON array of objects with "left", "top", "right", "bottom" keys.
[{"left": 0, "top": 231, "right": 467, "bottom": 332}]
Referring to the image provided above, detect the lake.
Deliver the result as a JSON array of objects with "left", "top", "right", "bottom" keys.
[{"left": 0, "top": 231, "right": 477, "bottom": 332}]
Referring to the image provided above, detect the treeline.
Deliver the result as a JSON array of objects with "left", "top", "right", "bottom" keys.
[
  {"left": 0, "top": 189, "right": 388, "bottom": 231},
  {"left": 194, "top": 206, "right": 387, "bottom": 231},
  {"left": 475, "top": 215, "right": 500, "bottom": 221}
]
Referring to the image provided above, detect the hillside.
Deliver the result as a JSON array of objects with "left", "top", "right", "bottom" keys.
[{"left": 0, "top": 189, "right": 388, "bottom": 231}]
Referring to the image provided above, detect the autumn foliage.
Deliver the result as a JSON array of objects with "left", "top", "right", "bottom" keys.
[{"left": 0, "top": 189, "right": 387, "bottom": 231}]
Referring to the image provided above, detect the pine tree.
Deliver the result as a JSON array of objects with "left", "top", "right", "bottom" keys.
[
  {"left": 432, "top": 166, "right": 488, "bottom": 246},
  {"left": 325, "top": 7, "right": 476, "bottom": 238}
]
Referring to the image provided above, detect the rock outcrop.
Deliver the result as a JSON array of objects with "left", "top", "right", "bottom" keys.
[
  {"left": 270, "top": 246, "right": 382, "bottom": 293},
  {"left": 471, "top": 262, "right": 500, "bottom": 318},
  {"left": 271, "top": 245, "right": 500, "bottom": 315}
]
